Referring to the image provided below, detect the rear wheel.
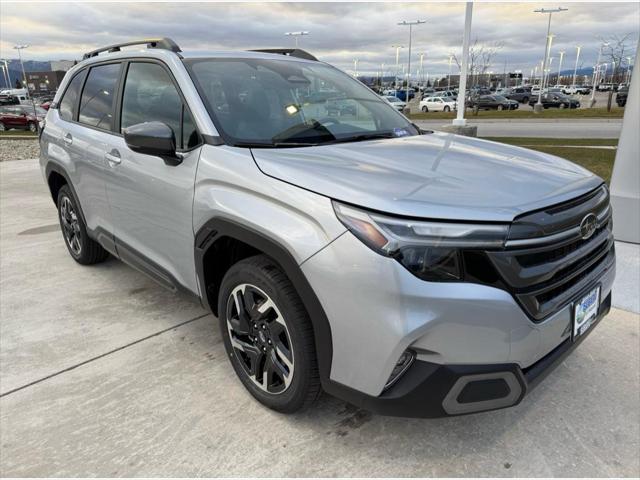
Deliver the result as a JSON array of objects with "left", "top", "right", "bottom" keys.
[
  {"left": 218, "top": 255, "right": 321, "bottom": 413},
  {"left": 56, "top": 185, "right": 109, "bottom": 265}
]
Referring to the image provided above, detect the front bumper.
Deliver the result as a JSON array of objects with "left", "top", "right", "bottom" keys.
[
  {"left": 324, "top": 292, "right": 611, "bottom": 417},
  {"left": 301, "top": 229, "right": 616, "bottom": 415}
]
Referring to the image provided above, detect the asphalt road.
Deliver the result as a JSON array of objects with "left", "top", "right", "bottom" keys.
[
  {"left": 1, "top": 159, "right": 638, "bottom": 476},
  {"left": 415, "top": 118, "right": 623, "bottom": 138}
]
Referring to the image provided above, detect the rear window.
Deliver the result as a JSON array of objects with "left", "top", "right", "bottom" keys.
[
  {"left": 79, "top": 63, "right": 120, "bottom": 130},
  {"left": 58, "top": 72, "right": 85, "bottom": 121}
]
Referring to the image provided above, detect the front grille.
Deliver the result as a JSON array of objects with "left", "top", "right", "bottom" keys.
[{"left": 487, "top": 185, "right": 615, "bottom": 321}]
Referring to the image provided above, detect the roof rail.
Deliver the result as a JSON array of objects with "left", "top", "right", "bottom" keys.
[
  {"left": 82, "top": 38, "right": 182, "bottom": 60},
  {"left": 249, "top": 48, "right": 318, "bottom": 61}
]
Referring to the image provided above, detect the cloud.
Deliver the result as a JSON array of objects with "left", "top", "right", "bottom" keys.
[{"left": 1, "top": 2, "right": 638, "bottom": 76}]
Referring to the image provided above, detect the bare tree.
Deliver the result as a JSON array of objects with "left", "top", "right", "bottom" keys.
[
  {"left": 452, "top": 39, "right": 504, "bottom": 88},
  {"left": 599, "top": 33, "right": 635, "bottom": 110}
]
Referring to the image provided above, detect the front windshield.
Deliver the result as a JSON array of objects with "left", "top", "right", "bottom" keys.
[{"left": 185, "top": 58, "right": 418, "bottom": 147}]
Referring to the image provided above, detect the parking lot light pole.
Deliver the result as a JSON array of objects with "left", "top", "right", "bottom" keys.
[
  {"left": 0, "top": 62, "right": 9, "bottom": 89},
  {"left": 453, "top": 1, "right": 473, "bottom": 128},
  {"left": 533, "top": 7, "right": 568, "bottom": 113},
  {"left": 13, "top": 44, "right": 30, "bottom": 99},
  {"left": 572, "top": 45, "right": 581, "bottom": 92},
  {"left": 284, "top": 31, "right": 309, "bottom": 48},
  {"left": 398, "top": 19, "right": 426, "bottom": 109},
  {"left": 590, "top": 42, "right": 608, "bottom": 107},
  {"left": 447, "top": 53, "right": 454, "bottom": 91},
  {"left": 392, "top": 45, "right": 404, "bottom": 90},
  {"left": 557, "top": 50, "right": 565, "bottom": 86}
]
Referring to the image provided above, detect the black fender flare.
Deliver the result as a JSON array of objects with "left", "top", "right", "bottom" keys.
[
  {"left": 194, "top": 217, "right": 334, "bottom": 387},
  {"left": 44, "top": 162, "right": 87, "bottom": 227}
]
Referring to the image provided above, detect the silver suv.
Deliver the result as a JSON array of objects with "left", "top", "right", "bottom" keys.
[{"left": 40, "top": 38, "right": 615, "bottom": 417}]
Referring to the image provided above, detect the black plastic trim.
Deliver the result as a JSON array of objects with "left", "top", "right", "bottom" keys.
[
  {"left": 82, "top": 38, "right": 182, "bottom": 60},
  {"left": 194, "top": 217, "right": 334, "bottom": 387}
]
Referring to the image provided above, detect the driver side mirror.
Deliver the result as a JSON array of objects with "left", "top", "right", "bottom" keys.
[{"left": 123, "top": 121, "right": 181, "bottom": 165}]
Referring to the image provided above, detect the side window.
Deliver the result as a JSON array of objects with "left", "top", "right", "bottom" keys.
[
  {"left": 58, "top": 71, "right": 85, "bottom": 122},
  {"left": 79, "top": 63, "right": 120, "bottom": 130},
  {"left": 121, "top": 62, "right": 198, "bottom": 150}
]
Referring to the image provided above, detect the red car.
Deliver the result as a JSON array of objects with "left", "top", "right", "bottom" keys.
[{"left": 0, "top": 105, "right": 46, "bottom": 132}]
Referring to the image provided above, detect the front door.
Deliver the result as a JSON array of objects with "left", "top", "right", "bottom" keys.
[{"left": 103, "top": 60, "right": 202, "bottom": 295}]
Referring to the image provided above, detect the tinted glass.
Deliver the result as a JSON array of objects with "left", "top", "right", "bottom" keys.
[
  {"left": 121, "top": 63, "right": 182, "bottom": 142},
  {"left": 79, "top": 63, "right": 120, "bottom": 130},
  {"left": 59, "top": 72, "right": 85, "bottom": 121},
  {"left": 187, "top": 58, "right": 417, "bottom": 146}
]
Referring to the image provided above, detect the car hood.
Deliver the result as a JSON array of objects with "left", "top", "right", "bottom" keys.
[{"left": 251, "top": 132, "right": 602, "bottom": 222}]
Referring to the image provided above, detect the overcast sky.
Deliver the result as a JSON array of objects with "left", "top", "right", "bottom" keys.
[{"left": 1, "top": 1, "right": 638, "bottom": 77}]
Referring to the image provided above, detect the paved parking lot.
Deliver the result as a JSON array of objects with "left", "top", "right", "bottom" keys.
[{"left": 1, "top": 158, "right": 639, "bottom": 477}]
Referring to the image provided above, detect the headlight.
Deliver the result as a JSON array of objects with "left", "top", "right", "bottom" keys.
[{"left": 333, "top": 201, "right": 509, "bottom": 282}]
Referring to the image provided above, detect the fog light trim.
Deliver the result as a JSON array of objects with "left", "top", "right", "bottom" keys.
[
  {"left": 383, "top": 350, "right": 416, "bottom": 391},
  {"left": 442, "top": 372, "right": 522, "bottom": 415}
]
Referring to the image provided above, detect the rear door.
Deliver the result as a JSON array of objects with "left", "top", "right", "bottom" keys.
[{"left": 102, "top": 60, "right": 202, "bottom": 294}]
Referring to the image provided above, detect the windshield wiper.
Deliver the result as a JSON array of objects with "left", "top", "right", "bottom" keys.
[{"left": 325, "top": 132, "right": 399, "bottom": 145}]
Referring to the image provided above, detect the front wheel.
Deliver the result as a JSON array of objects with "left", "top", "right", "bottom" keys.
[
  {"left": 218, "top": 255, "right": 321, "bottom": 413},
  {"left": 28, "top": 122, "right": 37, "bottom": 133},
  {"left": 522, "top": 97, "right": 529, "bottom": 103},
  {"left": 443, "top": 106, "right": 450, "bottom": 112},
  {"left": 0, "top": 122, "right": 5, "bottom": 131},
  {"left": 497, "top": 105, "right": 504, "bottom": 111},
  {"left": 421, "top": 105, "right": 428, "bottom": 112}
]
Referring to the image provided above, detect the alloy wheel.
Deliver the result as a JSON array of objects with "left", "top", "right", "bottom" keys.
[
  {"left": 226, "top": 283, "right": 295, "bottom": 394},
  {"left": 60, "top": 196, "right": 82, "bottom": 256}
]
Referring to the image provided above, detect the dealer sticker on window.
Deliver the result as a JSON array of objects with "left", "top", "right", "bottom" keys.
[{"left": 574, "top": 286, "right": 600, "bottom": 339}]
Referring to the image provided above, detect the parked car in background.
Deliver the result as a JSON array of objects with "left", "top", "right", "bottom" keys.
[
  {"left": 615, "top": 86, "right": 628, "bottom": 107},
  {"left": 0, "top": 104, "right": 45, "bottom": 131},
  {"left": 393, "top": 89, "right": 415, "bottom": 101},
  {"left": 0, "top": 94, "right": 20, "bottom": 106},
  {"left": 596, "top": 83, "right": 616, "bottom": 92},
  {"left": 562, "top": 85, "right": 591, "bottom": 95},
  {"left": 504, "top": 87, "right": 531, "bottom": 103},
  {"left": 528, "top": 93, "right": 580, "bottom": 109},
  {"left": 419, "top": 96, "right": 457, "bottom": 112},
  {"left": 383, "top": 95, "right": 407, "bottom": 111},
  {"left": 470, "top": 94, "right": 519, "bottom": 111},
  {"left": 530, "top": 85, "right": 541, "bottom": 96}
]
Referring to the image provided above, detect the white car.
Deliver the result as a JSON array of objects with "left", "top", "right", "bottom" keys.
[
  {"left": 419, "top": 96, "right": 457, "bottom": 112},
  {"left": 531, "top": 85, "right": 541, "bottom": 96},
  {"left": 383, "top": 95, "right": 406, "bottom": 111}
]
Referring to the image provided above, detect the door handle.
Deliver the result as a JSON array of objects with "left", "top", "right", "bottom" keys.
[
  {"left": 63, "top": 133, "right": 73, "bottom": 146},
  {"left": 105, "top": 150, "right": 121, "bottom": 166}
]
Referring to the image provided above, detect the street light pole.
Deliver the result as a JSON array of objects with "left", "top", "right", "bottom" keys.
[
  {"left": 419, "top": 53, "right": 424, "bottom": 86},
  {"left": 284, "top": 31, "right": 309, "bottom": 47},
  {"left": 353, "top": 58, "right": 359, "bottom": 79},
  {"left": 0, "top": 60, "right": 10, "bottom": 89},
  {"left": 398, "top": 19, "right": 426, "bottom": 108},
  {"left": 447, "top": 53, "right": 454, "bottom": 91},
  {"left": 572, "top": 45, "right": 581, "bottom": 92},
  {"left": 533, "top": 7, "right": 567, "bottom": 113}
]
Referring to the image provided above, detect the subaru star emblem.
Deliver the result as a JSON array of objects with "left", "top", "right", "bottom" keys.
[{"left": 580, "top": 213, "right": 598, "bottom": 240}]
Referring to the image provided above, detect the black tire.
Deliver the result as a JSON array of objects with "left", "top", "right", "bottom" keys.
[
  {"left": 443, "top": 105, "right": 450, "bottom": 112},
  {"left": 28, "top": 122, "right": 37, "bottom": 133},
  {"left": 218, "top": 255, "right": 321, "bottom": 413},
  {"left": 497, "top": 104, "right": 504, "bottom": 111},
  {"left": 0, "top": 121, "right": 5, "bottom": 131},
  {"left": 56, "top": 185, "right": 109, "bottom": 265},
  {"left": 522, "top": 96, "right": 529, "bottom": 103},
  {"left": 421, "top": 105, "right": 428, "bottom": 112}
]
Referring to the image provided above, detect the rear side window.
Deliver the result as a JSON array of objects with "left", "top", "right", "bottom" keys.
[
  {"left": 58, "top": 72, "right": 85, "bottom": 121},
  {"left": 121, "top": 62, "right": 198, "bottom": 150},
  {"left": 79, "top": 63, "right": 120, "bottom": 130}
]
